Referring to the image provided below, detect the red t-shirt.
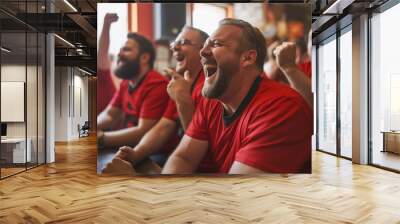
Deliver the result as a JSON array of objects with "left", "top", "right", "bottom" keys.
[
  {"left": 109, "top": 70, "right": 169, "bottom": 128},
  {"left": 186, "top": 76, "right": 313, "bottom": 173},
  {"left": 97, "top": 69, "right": 116, "bottom": 114},
  {"left": 160, "top": 71, "right": 205, "bottom": 153},
  {"left": 298, "top": 60, "right": 311, "bottom": 79}
]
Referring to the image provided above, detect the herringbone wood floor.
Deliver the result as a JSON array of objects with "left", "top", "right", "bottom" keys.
[{"left": 1, "top": 136, "right": 400, "bottom": 223}]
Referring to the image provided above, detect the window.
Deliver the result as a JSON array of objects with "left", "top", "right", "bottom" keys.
[
  {"left": 339, "top": 28, "right": 352, "bottom": 158},
  {"left": 192, "top": 4, "right": 226, "bottom": 35},
  {"left": 0, "top": 0, "right": 46, "bottom": 179},
  {"left": 317, "top": 36, "right": 337, "bottom": 154},
  {"left": 370, "top": 2, "right": 400, "bottom": 171}
]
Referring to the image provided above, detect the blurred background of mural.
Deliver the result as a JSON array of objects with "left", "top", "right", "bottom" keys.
[{"left": 97, "top": 3, "right": 310, "bottom": 79}]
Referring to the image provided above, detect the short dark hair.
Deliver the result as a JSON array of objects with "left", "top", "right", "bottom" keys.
[
  {"left": 182, "top": 26, "right": 209, "bottom": 44},
  {"left": 219, "top": 18, "right": 266, "bottom": 70},
  {"left": 127, "top": 33, "right": 155, "bottom": 69}
]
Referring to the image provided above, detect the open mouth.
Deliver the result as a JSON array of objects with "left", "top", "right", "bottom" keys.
[
  {"left": 117, "top": 58, "right": 127, "bottom": 66},
  {"left": 117, "top": 61, "right": 125, "bottom": 67},
  {"left": 204, "top": 64, "right": 217, "bottom": 79},
  {"left": 175, "top": 53, "right": 185, "bottom": 62}
]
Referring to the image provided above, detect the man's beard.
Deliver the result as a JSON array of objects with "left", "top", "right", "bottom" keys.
[
  {"left": 202, "top": 63, "right": 236, "bottom": 99},
  {"left": 114, "top": 58, "right": 140, "bottom": 80}
]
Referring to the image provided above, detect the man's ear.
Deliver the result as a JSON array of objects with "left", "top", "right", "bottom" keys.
[
  {"left": 241, "top": 49, "right": 258, "bottom": 68},
  {"left": 140, "top": 53, "right": 150, "bottom": 65}
]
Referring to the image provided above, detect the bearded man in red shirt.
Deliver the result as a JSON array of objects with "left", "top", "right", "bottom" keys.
[
  {"left": 97, "top": 32, "right": 169, "bottom": 173},
  {"left": 162, "top": 18, "right": 313, "bottom": 174},
  {"left": 102, "top": 27, "right": 209, "bottom": 175}
]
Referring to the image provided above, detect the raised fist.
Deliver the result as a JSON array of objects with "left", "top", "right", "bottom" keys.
[
  {"left": 274, "top": 42, "right": 297, "bottom": 70},
  {"left": 104, "top": 13, "right": 118, "bottom": 25}
]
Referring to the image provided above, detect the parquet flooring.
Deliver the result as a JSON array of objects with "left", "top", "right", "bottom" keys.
[
  {"left": 1, "top": 167, "right": 26, "bottom": 178},
  {"left": 1, "top": 135, "right": 400, "bottom": 223},
  {"left": 372, "top": 151, "right": 400, "bottom": 171}
]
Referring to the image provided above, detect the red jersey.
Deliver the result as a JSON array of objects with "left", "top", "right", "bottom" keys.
[
  {"left": 110, "top": 70, "right": 169, "bottom": 128},
  {"left": 160, "top": 71, "right": 205, "bottom": 153},
  {"left": 97, "top": 69, "right": 116, "bottom": 114},
  {"left": 186, "top": 76, "right": 312, "bottom": 173}
]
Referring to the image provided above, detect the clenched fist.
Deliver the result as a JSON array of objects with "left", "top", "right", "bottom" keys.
[
  {"left": 104, "top": 13, "right": 118, "bottom": 25},
  {"left": 274, "top": 42, "right": 297, "bottom": 71}
]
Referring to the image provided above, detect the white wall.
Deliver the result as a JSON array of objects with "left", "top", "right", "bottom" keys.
[
  {"left": 1, "top": 65, "right": 37, "bottom": 137},
  {"left": 71, "top": 72, "right": 89, "bottom": 138},
  {"left": 1, "top": 65, "right": 26, "bottom": 137},
  {"left": 1, "top": 65, "right": 26, "bottom": 145},
  {"left": 55, "top": 67, "right": 69, "bottom": 141},
  {"left": 54, "top": 67, "right": 89, "bottom": 141}
]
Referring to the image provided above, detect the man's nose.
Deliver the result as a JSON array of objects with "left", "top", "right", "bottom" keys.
[
  {"left": 170, "top": 42, "right": 181, "bottom": 52},
  {"left": 200, "top": 44, "right": 210, "bottom": 59}
]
